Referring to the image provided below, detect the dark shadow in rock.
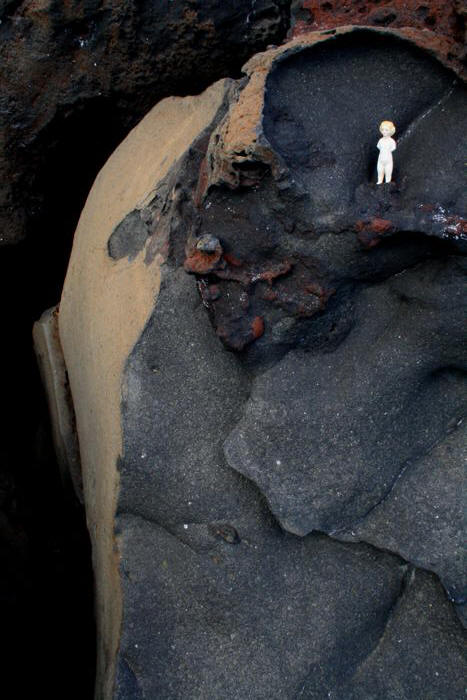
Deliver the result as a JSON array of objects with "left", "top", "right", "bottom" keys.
[{"left": 0, "top": 227, "right": 96, "bottom": 699}]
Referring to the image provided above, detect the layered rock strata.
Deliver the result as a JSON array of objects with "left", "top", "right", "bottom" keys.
[{"left": 58, "top": 27, "right": 466, "bottom": 698}]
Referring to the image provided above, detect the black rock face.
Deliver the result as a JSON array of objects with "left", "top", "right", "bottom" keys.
[
  {"left": 113, "top": 30, "right": 466, "bottom": 698},
  {"left": 0, "top": 0, "right": 291, "bottom": 247},
  {"left": 116, "top": 516, "right": 409, "bottom": 699}
]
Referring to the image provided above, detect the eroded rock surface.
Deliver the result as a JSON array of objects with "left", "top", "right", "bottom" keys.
[
  {"left": 58, "top": 27, "right": 466, "bottom": 698},
  {"left": 335, "top": 568, "right": 466, "bottom": 699},
  {"left": 290, "top": 0, "right": 466, "bottom": 67},
  {"left": 0, "top": 0, "right": 290, "bottom": 246},
  {"left": 116, "top": 519, "right": 408, "bottom": 699},
  {"left": 59, "top": 79, "right": 234, "bottom": 698}
]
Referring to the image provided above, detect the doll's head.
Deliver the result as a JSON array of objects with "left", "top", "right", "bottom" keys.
[{"left": 379, "top": 120, "right": 396, "bottom": 137}]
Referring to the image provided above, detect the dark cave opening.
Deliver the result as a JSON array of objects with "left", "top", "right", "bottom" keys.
[
  {"left": 0, "top": 82, "right": 132, "bottom": 700},
  {"left": 0, "top": 236, "right": 95, "bottom": 698}
]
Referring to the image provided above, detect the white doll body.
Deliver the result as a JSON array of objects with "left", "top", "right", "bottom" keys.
[
  {"left": 376, "top": 122, "right": 396, "bottom": 184},
  {"left": 377, "top": 136, "right": 396, "bottom": 183}
]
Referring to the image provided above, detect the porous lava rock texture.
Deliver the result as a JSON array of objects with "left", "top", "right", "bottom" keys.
[
  {"left": 290, "top": 0, "right": 466, "bottom": 67},
  {"left": 59, "top": 27, "right": 466, "bottom": 699},
  {"left": 0, "top": 0, "right": 290, "bottom": 246}
]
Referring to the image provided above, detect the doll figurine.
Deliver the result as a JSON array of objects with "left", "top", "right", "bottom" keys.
[{"left": 376, "top": 120, "right": 396, "bottom": 184}]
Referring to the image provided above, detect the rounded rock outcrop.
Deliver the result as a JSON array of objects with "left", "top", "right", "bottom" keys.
[{"left": 57, "top": 27, "right": 466, "bottom": 698}]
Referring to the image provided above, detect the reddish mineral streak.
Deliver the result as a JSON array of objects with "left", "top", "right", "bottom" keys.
[
  {"left": 355, "top": 218, "right": 394, "bottom": 234},
  {"left": 184, "top": 248, "right": 223, "bottom": 274},
  {"left": 223, "top": 252, "right": 243, "bottom": 267},
  {"left": 216, "top": 319, "right": 263, "bottom": 351},
  {"left": 251, "top": 316, "right": 265, "bottom": 339},
  {"left": 214, "top": 266, "right": 252, "bottom": 285},
  {"left": 444, "top": 215, "right": 467, "bottom": 236},
  {"left": 262, "top": 288, "right": 279, "bottom": 302},
  {"left": 355, "top": 218, "right": 394, "bottom": 248},
  {"left": 189, "top": 246, "right": 335, "bottom": 347},
  {"left": 197, "top": 255, "right": 294, "bottom": 287},
  {"left": 417, "top": 206, "right": 467, "bottom": 236},
  {"left": 258, "top": 261, "right": 293, "bottom": 285},
  {"left": 304, "top": 282, "right": 335, "bottom": 308},
  {"left": 304, "top": 281, "right": 324, "bottom": 296},
  {"left": 357, "top": 231, "right": 385, "bottom": 248}
]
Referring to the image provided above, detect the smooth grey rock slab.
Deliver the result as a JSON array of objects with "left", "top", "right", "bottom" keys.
[
  {"left": 224, "top": 258, "right": 466, "bottom": 566},
  {"left": 118, "top": 268, "right": 257, "bottom": 527},
  {"left": 339, "top": 421, "right": 467, "bottom": 605},
  {"left": 115, "top": 513, "right": 407, "bottom": 699},
  {"left": 334, "top": 569, "right": 467, "bottom": 700}
]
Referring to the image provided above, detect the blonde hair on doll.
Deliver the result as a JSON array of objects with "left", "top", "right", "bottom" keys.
[{"left": 379, "top": 120, "right": 396, "bottom": 136}]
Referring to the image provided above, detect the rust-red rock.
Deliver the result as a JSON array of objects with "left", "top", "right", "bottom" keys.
[{"left": 291, "top": 0, "right": 465, "bottom": 62}]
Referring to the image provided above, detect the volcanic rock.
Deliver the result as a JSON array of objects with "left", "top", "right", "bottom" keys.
[
  {"left": 56, "top": 27, "right": 466, "bottom": 698},
  {"left": 0, "top": 0, "right": 290, "bottom": 246},
  {"left": 290, "top": 0, "right": 466, "bottom": 72}
]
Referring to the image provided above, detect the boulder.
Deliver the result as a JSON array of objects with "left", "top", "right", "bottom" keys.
[{"left": 58, "top": 27, "right": 466, "bottom": 698}]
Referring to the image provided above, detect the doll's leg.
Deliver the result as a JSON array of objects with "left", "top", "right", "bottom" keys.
[
  {"left": 377, "top": 161, "right": 385, "bottom": 184},
  {"left": 384, "top": 161, "right": 393, "bottom": 183}
]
